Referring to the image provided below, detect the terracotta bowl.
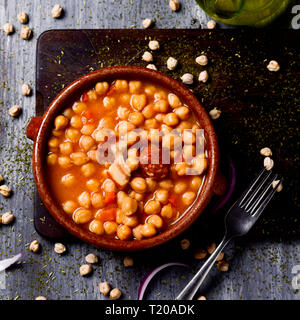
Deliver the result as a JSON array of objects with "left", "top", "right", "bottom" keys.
[{"left": 27, "top": 66, "right": 220, "bottom": 251}]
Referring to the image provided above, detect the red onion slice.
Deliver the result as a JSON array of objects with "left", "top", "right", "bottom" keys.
[
  {"left": 138, "top": 262, "right": 190, "bottom": 300},
  {"left": 0, "top": 253, "right": 22, "bottom": 272},
  {"left": 210, "top": 157, "right": 236, "bottom": 214}
]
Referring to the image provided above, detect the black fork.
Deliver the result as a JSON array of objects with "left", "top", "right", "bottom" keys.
[{"left": 176, "top": 168, "right": 282, "bottom": 300}]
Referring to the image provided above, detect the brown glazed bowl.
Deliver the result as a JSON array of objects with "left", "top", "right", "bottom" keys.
[{"left": 27, "top": 66, "right": 220, "bottom": 251}]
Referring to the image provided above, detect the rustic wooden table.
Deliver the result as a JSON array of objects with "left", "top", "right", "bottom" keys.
[{"left": 0, "top": 0, "right": 299, "bottom": 300}]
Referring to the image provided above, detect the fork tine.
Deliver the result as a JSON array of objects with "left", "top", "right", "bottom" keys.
[
  {"left": 251, "top": 178, "right": 283, "bottom": 217},
  {"left": 247, "top": 174, "right": 278, "bottom": 213},
  {"left": 239, "top": 168, "right": 272, "bottom": 208}
]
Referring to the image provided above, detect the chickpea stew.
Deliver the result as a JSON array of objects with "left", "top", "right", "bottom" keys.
[{"left": 46, "top": 79, "right": 208, "bottom": 241}]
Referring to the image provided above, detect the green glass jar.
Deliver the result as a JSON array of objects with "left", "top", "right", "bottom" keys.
[{"left": 196, "top": 0, "right": 293, "bottom": 27}]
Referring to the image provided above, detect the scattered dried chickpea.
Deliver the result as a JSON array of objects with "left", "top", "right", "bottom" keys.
[
  {"left": 181, "top": 73, "right": 193, "bottom": 85},
  {"left": 194, "top": 249, "right": 207, "bottom": 260},
  {"left": 217, "top": 260, "right": 229, "bottom": 272},
  {"left": 197, "top": 296, "right": 207, "bottom": 300},
  {"left": 180, "top": 239, "right": 191, "bottom": 250},
  {"left": 146, "top": 64, "right": 157, "bottom": 71},
  {"left": 35, "top": 296, "right": 47, "bottom": 300},
  {"left": 17, "top": 12, "right": 29, "bottom": 24},
  {"left": 209, "top": 109, "right": 221, "bottom": 120},
  {"left": 1, "top": 211, "right": 14, "bottom": 225},
  {"left": 21, "top": 84, "right": 31, "bottom": 96},
  {"left": 216, "top": 251, "right": 224, "bottom": 262},
  {"left": 0, "top": 174, "right": 3, "bottom": 183},
  {"left": 3, "top": 23, "right": 14, "bottom": 35},
  {"left": 206, "top": 242, "right": 216, "bottom": 254},
  {"left": 0, "top": 185, "right": 12, "bottom": 197},
  {"left": 167, "top": 57, "right": 178, "bottom": 70},
  {"left": 148, "top": 40, "right": 160, "bottom": 51},
  {"left": 54, "top": 242, "right": 66, "bottom": 254},
  {"left": 110, "top": 288, "right": 122, "bottom": 300},
  {"left": 123, "top": 256, "right": 134, "bottom": 267},
  {"left": 99, "top": 281, "right": 111, "bottom": 296},
  {"left": 85, "top": 253, "right": 98, "bottom": 264},
  {"left": 80, "top": 264, "right": 92, "bottom": 276},
  {"left": 198, "top": 70, "right": 209, "bottom": 83},
  {"left": 169, "top": 0, "right": 181, "bottom": 11},
  {"left": 260, "top": 147, "right": 272, "bottom": 157},
  {"left": 142, "top": 51, "right": 153, "bottom": 62},
  {"left": 267, "top": 60, "right": 280, "bottom": 72},
  {"left": 207, "top": 20, "right": 217, "bottom": 29},
  {"left": 264, "top": 157, "right": 274, "bottom": 170},
  {"left": 29, "top": 240, "right": 40, "bottom": 253},
  {"left": 195, "top": 55, "right": 208, "bottom": 66},
  {"left": 272, "top": 180, "right": 283, "bottom": 192},
  {"left": 8, "top": 105, "right": 21, "bottom": 117},
  {"left": 142, "top": 18, "right": 153, "bottom": 29},
  {"left": 20, "top": 26, "right": 32, "bottom": 40},
  {"left": 51, "top": 4, "right": 63, "bottom": 18}
]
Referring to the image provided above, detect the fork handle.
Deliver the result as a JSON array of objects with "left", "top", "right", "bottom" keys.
[{"left": 176, "top": 235, "right": 232, "bottom": 300}]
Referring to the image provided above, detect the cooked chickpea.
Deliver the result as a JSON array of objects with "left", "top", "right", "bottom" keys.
[
  {"left": 147, "top": 215, "right": 163, "bottom": 229},
  {"left": 132, "top": 225, "right": 143, "bottom": 240},
  {"left": 155, "top": 189, "right": 169, "bottom": 204},
  {"left": 176, "top": 120, "right": 193, "bottom": 132},
  {"left": 144, "top": 119, "right": 159, "bottom": 130},
  {"left": 58, "top": 156, "right": 72, "bottom": 169},
  {"left": 182, "top": 191, "right": 196, "bottom": 206},
  {"left": 103, "top": 179, "right": 117, "bottom": 193},
  {"left": 121, "top": 196, "right": 138, "bottom": 215},
  {"left": 144, "top": 200, "right": 161, "bottom": 215},
  {"left": 168, "top": 93, "right": 181, "bottom": 108},
  {"left": 192, "top": 156, "right": 208, "bottom": 174},
  {"left": 161, "top": 204, "right": 173, "bottom": 219},
  {"left": 87, "top": 89, "right": 97, "bottom": 100},
  {"left": 129, "top": 81, "right": 142, "bottom": 94},
  {"left": 73, "top": 208, "right": 92, "bottom": 224},
  {"left": 103, "top": 221, "right": 118, "bottom": 235},
  {"left": 183, "top": 145, "right": 196, "bottom": 161},
  {"left": 78, "top": 191, "right": 91, "bottom": 208},
  {"left": 54, "top": 115, "right": 69, "bottom": 130},
  {"left": 73, "top": 102, "right": 87, "bottom": 114},
  {"left": 183, "top": 131, "right": 196, "bottom": 144},
  {"left": 175, "top": 162, "right": 189, "bottom": 176},
  {"left": 174, "top": 181, "right": 187, "bottom": 194},
  {"left": 59, "top": 142, "right": 73, "bottom": 155},
  {"left": 81, "top": 163, "right": 96, "bottom": 177},
  {"left": 52, "top": 129, "right": 63, "bottom": 137},
  {"left": 89, "top": 219, "right": 104, "bottom": 235},
  {"left": 86, "top": 179, "right": 100, "bottom": 192},
  {"left": 103, "top": 96, "right": 116, "bottom": 109},
  {"left": 70, "top": 152, "right": 90, "bottom": 166},
  {"left": 48, "top": 137, "right": 59, "bottom": 149},
  {"left": 61, "top": 173, "right": 75, "bottom": 187},
  {"left": 159, "top": 179, "right": 174, "bottom": 190},
  {"left": 130, "top": 177, "right": 147, "bottom": 193},
  {"left": 115, "top": 80, "right": 128, "bottom": 92},
  {"left": 63, "top": 108, "right": 74, "bottom": 119},
  {"left": 79, "top": 135, "right": 95, "bottom": 151},
  {"left": 140, "top": 223, "right": 156, "bottom": 238},
  {"left": 190, "top": 176, "right": 202, "bottom": 190},
  {"left": 164, "top": 112, "right": 179, "bottom": 126},
  {"left": 154, "top": 100, "right": 169, "bottom": 113},
  {"left": 146, "top": 178, "right": 157, "bottom": 192},
  {"left": 154, "top": 91, "right": 168, "bottom": 100},
  {"left": 131, "top": 94, "right": 147, "bottom": 111},
  {"left": 142, "top": 104, "right": 155, "bottom": 119},
  {"left": 91, "top": 192, "right": 105, "bottom": 208},
  {"left": 144, "top": 85, "right": 156, "bottom": 96},
  {"left": 70, "top": 115, "right": 83, "bottom": 129},
  {"left": 47, "top": 153, "right": 58, "bottom": 165},
  {"left": 62, "top": 200, "right": 77, "bottom": 215},
  {"left": 81, "top": 124, "right": 95, "bottom": 135},
  {"left": 128, "top": 112, "right": 144, "bottom": 126},
  {"left": 126, "top": 157, "right": 139, "bottom": 171},
  {"left": 95, "top": 82, "right": 109, "bottom": 95},
  {"left": 117, "top": 191, "right": 127, "bottom": 206},
  {"left": 87, "top": 150, "right": 97, "bottom": 161},
  {"left": 122, "top": 215, "right": 139, "bottom": 228},
  {"left": 66, "top": 128, "right": 81, "bottom": 142},
  {"left": 125, "top": 131, "right": 139, "bottom": 146},
  {"left": 117, "top": 225, "right": 132, "bottom": 240},
  {"left": 175, "top": 106, "right": 190, "bottom": 120},
  {"left": 117, "top": 106, "right": 130, "bottom": 120},
  {"left": 120, "top": 93, "right": 131, "bottom": 105}
]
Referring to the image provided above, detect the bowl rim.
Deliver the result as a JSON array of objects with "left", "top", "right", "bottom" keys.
[{"left": 32, "top": 66, "right": 219, "bottom": 251}]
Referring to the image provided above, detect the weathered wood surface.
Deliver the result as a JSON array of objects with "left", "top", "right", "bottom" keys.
[{"left": 0, "top": 0, "right": 299, "bottom": 300}]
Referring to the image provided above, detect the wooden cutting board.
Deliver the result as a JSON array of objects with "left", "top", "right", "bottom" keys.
[{"left": 34, "top": 29, "right": 300, "bottom": 240}]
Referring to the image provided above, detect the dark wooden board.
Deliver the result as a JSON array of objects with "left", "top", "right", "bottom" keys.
[{"left": 35, "top": 29, "right": 300, "bottom": 242}]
